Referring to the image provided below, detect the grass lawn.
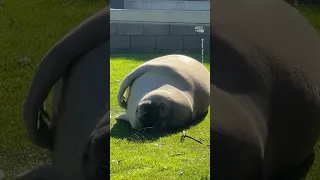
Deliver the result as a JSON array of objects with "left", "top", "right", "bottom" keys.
[
  {"left": 0, "top": 1, "right": 104, "bottom": 179},
  {"left": 110, "top": 53, "right": 210, "bottom": 180},
  {"left": 298, "top": 4, "right": 320, "bottom": 180}
]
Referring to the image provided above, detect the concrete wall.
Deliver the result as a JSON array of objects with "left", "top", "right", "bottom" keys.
[
  {"left": 110, "top": 9, "right": 210, "bottom": 53},
  {"left": 110, "top": 9, "right": 209, "bottom": 23},
  {"left": 111, "top": 22, "right": 210, "bottom": 53},
  {"left": 124, "top": 0, "right": 210, "bottom": 11}
]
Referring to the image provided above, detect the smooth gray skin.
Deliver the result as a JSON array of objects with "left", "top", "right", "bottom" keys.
[
  {"left": 21, "top": 7, "right": 109, "bottom": 180},
  {"left": 211, "top": 0, "right": 320, "bottom": 180},
  {"left": 116, "top": 54, "right": 210, "bottom": 130}
]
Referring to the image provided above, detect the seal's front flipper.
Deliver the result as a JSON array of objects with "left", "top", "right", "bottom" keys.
[{"left": 115, "top": 113, "right": 129, "bottom": 122}]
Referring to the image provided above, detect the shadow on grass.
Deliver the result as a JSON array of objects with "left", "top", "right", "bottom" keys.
[
  {"left": 110, "top": 52, "right": 210, "bottom": 64},
  {"left": 110, "top": 111, "right": 208, "bottom": 143}
]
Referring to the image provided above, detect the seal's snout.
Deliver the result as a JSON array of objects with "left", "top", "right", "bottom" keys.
[{"left": 136, "top": 100, "right": 160, "bottom": 127}]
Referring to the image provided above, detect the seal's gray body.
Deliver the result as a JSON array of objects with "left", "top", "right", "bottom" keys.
[
  {"left": 211, "top": 0, "right": 320, "bottom": 179},
  {"left": 20, "top": 7, "right": 109, "bottom": 180},
  {"left": 117, "top": 55, "right": 210, "bottom": 130}
]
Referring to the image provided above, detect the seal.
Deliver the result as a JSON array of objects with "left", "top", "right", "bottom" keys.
[
  {"left": 21, "top": 7, "right": 109, "bottom": 180},
  {"left": 116, "top": 54, "right": 210, "bottom": 130},
  {"left": 211, "top": 1, "right": 320, "bottom": 180}
]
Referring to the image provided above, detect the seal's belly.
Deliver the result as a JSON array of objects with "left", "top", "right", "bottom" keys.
[{"left": 126, "top": 73, "right": 177, "bottom": 129}]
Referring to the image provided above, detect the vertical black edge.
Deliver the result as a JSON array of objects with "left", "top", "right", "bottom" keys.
[
  {"left": 210, "top": 1, "right": 320, "bottom": 180},
  {"left": 209, "top": 0, "right": 213, "bottom": 178},
  {"left": 107, "top": 0, "right": 111, "bottom": 178}
]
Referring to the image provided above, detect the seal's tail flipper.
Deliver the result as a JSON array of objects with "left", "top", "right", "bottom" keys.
[
  {"left": 117, "top": 65, "right": 153, "bottom": 108},
  {"left": 22, "top": 7, "right": 109, "bottom": 150}
]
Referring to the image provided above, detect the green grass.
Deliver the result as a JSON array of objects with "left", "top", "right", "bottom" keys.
[
  {"left": 0, "top": 1, "right": 104, "bottom": 179},
  {"left": 110, "top": 53, "right": 210, "bottom": 180}
]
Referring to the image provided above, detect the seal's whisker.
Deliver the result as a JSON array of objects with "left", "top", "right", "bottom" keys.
[
  {"left": 129, "top": 133, "right": 140, "bottom": 141},
  {"left": 139, "top": 131, "right": 150, "bottom": 137},
  {"left": 138, "top": 131, "right": 149, "bottom": 137},
  {"left": 129, "top": 131, "right": 149, "bottom": 142},
  {"left": 134, "top": 131, "right": 147, "bottom": 141}
]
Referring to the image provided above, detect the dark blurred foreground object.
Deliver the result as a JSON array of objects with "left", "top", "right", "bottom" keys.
[
  {"left": 21, "top": 7, "right": 110, "bottom": 180},
  {"left": 211, "top": 0, "right": 320, "bottom": 180},
  {"left": 285, "top": 0, "right": 320, "bottom": 4}
]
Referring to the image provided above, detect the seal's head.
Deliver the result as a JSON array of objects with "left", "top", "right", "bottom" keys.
[{"left": 136, "top": 94, "right": 173, "bottom": 129}]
